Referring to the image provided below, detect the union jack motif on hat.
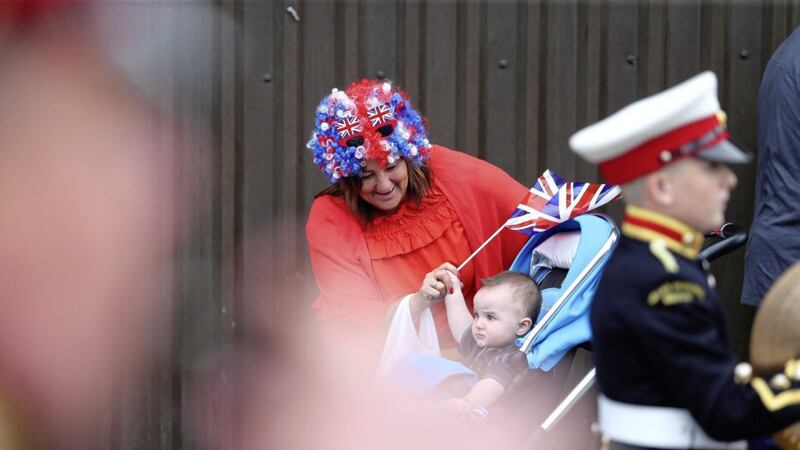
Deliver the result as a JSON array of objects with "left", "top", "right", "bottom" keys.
[
  {"left": 335, "top": 115, "right": 363, "bottom": 140},
  {"left": 367, "top": 104, "right": 396, "bottom": 128}
]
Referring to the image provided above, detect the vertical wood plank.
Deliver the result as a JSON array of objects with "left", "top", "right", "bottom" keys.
[
  {"left": 641, "top": 0, "right": 666, "bottom": 96},
  {"left": 666, "top": 0, "right": 702, "bottom": 84},
  {"left": 578, "top": 0, "right": 607, "bottom": 184},
  {"left": 423, "top": 0, "right": 458, "bottom": 148},
  {"left": 279, "top": 0, "right": 301, "bottom": 313},
  {"left": 703, "top": 0, "right": 727, "bottom": 86},
  {"left": 522, "top": 0, "right": 543, "bottom": 180},
  {"left": 336, "top": 0, "right": 360, "bottom": 86},
  {"left": 360, "top": 0, "right": 397, "bottom": 80},
  {"left": 542, "top": 0, "right": 578, "bottom": 177},
  {"left": 483, "top": 0, "right": 518, "bottom": 173},
  {"left": 513, "top": 0, "right": 529, "bottom": 181},
  {"left": 240, "top": 0, "right": 278, "bottom": 335},
  {"left": 398, "top": 0, "right": 422, "bottom": 97},
  {"left": 604, "top": 1, "right": 638, "bottom": 111},
  {"left": 455, "top": 0, "right": 482, "bottom": 157}
]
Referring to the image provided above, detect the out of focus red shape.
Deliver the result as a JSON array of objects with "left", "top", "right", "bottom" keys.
[{"left": 0, "top": 0, "right": 83, "bottom": 26}]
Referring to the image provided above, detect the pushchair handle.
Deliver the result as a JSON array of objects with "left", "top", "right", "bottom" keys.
[
  {"left": 705, "top": 222, "right": 743, "bottom": 239},
  {"left": 700, "top": 223, "right": 748, "bottom": 262}
]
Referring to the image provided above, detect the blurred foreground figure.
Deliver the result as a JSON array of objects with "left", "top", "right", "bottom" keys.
[{"left": 0, "top": 2, "right": 201, "bottom": 447}]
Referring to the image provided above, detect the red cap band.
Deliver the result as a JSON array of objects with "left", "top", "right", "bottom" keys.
[{"left": 598, "top": 114, "right": 727, "bottom": 184}]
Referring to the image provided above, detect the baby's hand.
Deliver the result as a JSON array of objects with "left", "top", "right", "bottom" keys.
[
  {"left": 443, "top": 271, "right": 464, "bottom": 302},
  {"left": 438, "top": 397, "right": 472, "bottom": 416}
]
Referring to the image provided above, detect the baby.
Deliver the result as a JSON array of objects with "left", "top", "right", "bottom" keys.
[{"left": 435, "top": 271, "right": 541, "bottom": 415}]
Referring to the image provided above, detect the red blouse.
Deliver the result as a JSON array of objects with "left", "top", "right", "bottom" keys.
[{"left": 365, "top": 185, "right": 476, "bottom": 348}]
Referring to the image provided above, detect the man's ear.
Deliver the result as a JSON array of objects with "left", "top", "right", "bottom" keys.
[
  {"left": 643, "top": 171, "right": 675, "bottom": 208},
  {"left": 517, "top": 317, "right": 533, "bottom": 336}
]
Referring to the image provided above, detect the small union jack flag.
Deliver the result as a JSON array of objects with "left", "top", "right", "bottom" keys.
[
  {"left": 335, "top": 115, "right": 363, "bottom": 139},
  {"left": 367, "top": 104, "right": 395, "bottom": 127},
  {"left": 505, "top": 170, "right": 621, "bottom": 236}
]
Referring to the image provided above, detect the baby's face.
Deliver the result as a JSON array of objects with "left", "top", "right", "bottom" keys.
[{"left": 471, "top": 285, "right": 527, "bottom": 348}]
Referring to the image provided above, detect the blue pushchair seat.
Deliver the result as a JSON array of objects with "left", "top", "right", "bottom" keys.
[{"left": 510, "top": 213, "right": 618, "bottom": 372}]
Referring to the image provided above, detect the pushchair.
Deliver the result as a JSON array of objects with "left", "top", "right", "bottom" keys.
[
  {"left": 380, "top": 213, "right": 618, "bottom": 436},
  {"left": 487, "top": 212, "right": 618, "bottom": 449}
]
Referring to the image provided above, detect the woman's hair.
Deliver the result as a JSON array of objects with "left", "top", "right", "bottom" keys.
[{"left": 314, "top": 159, "right": 432, "bottom": 222}]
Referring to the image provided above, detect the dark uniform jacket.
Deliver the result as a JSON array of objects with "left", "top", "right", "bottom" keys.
[{"left": 592, "top": 205, "right": 800, "bottom": 442}]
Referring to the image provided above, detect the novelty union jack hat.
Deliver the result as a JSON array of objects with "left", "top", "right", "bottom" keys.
[
  {"left": 569, "top": 71, "right": 750, "bottom": 185},
  {"left": 307, "top": 79, "right": 432, "bottom": 183}
]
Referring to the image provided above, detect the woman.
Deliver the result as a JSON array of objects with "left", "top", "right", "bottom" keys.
[{"left": 306, "top": 79, "right": 529, "bottom": 355}]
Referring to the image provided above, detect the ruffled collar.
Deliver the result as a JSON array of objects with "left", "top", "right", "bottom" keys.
[{"left": 364, "top": 185, "right": 458, "bottom": 258}]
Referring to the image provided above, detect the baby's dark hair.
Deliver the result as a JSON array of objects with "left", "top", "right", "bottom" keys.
[{"left": 480, "top": 271, "right": 542, "bottom": 321}]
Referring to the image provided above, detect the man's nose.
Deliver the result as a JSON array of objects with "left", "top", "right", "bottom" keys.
[{"left": 722, "top": 165, "right": 738, "bottom": 189}]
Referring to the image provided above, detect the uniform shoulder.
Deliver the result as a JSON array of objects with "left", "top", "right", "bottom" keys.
[
  {"left": 606, "top": 237, "right": 673, "bottom": 281},
  {"left": 604, "top": 237, "right": 707, "bottom": 305}
]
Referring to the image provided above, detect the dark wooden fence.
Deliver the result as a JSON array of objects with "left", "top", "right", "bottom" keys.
[{"left": 97, "top": 1, "right": 800, "bottom": 448}]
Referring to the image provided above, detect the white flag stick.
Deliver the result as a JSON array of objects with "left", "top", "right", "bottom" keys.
[{"left": 457, "top": 223, "right": 506, "bottom": 271}]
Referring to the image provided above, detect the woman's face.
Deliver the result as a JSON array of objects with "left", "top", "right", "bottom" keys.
[{"left": 358, "top": 159, "right": 409, "bottom": 213}]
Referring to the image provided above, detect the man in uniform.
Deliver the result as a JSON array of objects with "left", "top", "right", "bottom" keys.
[{"left": 570, "top": 71, "right": 800, "bottom": 449}]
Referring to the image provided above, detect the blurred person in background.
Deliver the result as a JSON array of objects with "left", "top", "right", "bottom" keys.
[{"left": 742, "top": 27, "right": 800, "bottom": 307}]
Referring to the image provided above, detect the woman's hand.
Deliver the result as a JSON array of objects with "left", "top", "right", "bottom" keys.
[
  {"left": 419, "top": 262, "right": 460, "bottom": 300},
  {"left": 409, "top": 262, "right": 460, "bottom": 321}
]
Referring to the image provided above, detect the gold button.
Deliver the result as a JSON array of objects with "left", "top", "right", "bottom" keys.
[
  {"left": 659, "top": 151, "right": 672, "bottom": 163},
  {"left": 716, "top": 110, "right": 728, "bottom": 127},
  {"left": 771, "top": 373, "right": 791, "bottom": 390},
  {"left": 707, "top": 274, "right": 716, "bottom": 288},
  {"left": 682, "top": 232, "right": 695, "bottom": 244},
  {"left": 734, "top": 362, "right": 752, "bottom": 384}
]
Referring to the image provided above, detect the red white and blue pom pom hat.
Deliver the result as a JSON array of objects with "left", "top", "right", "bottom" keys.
[
  {"left": 569, "top": 71, "right": 751, "bottom": 185},
  {"left": 307, "top": 79, "right": 432, "bottom": 183}
]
